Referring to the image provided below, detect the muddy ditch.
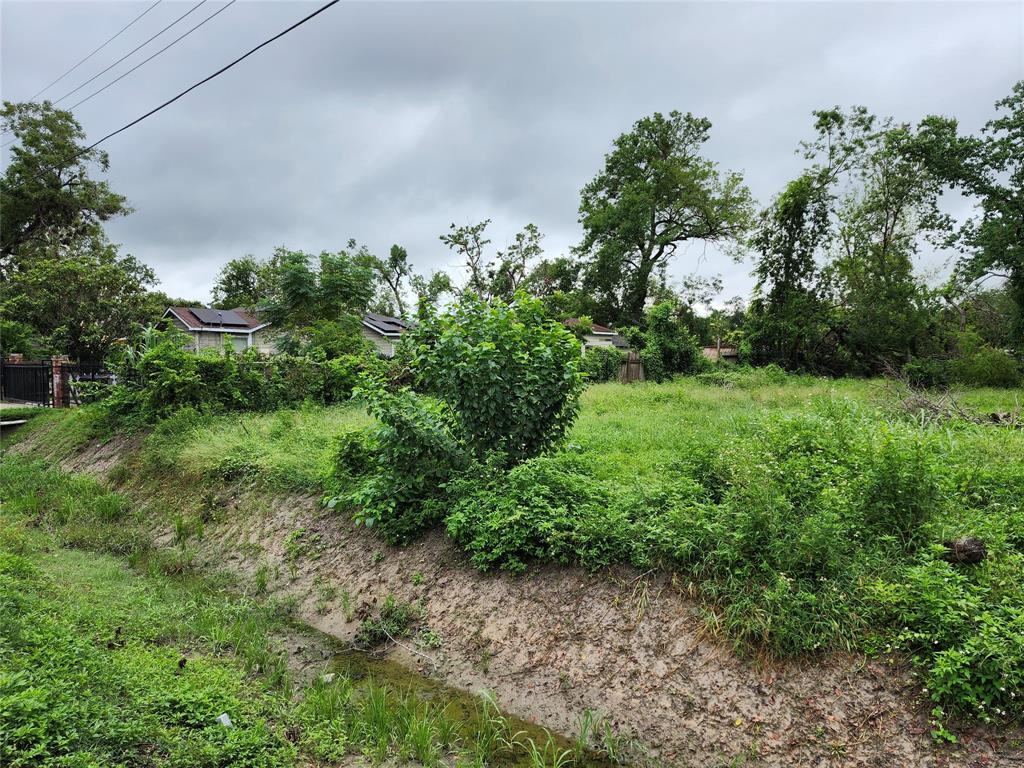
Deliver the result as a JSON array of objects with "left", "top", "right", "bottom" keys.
[{"left": 11, "top": 431, "right": 1024, "bottom": 767}]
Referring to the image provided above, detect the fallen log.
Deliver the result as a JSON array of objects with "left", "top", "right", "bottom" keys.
[{"left": 941, "top": 536, "right": 987, "bottom": 565}]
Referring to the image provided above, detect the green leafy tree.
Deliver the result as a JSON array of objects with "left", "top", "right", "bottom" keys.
[
  {"left": 141, "top": 290, "right": 207, "bottom": 324},
  {"left": 440, "top": 220, "right": 545, "bottom": 302},
  {"left": 1, "top": 101, "right": 129, "bottom": 276},
  {"left": 827, "top": 114, "right": 950, "bottom": 371},
  {"left": 637, "top": 301, "right": 702, "bottom": 382},
  {"left": 1, "top": 241, "right": 156, "bottom": 361},
  {"left": 746, "top": 173, "right": 833, "bottom": 369},
  {"left": 440, "top": 220, "right": 492, "bottom": 297},
  {"left": 211, "top": 254, "right": 277, "bottom": 309},
  {"left": 522, "top": 256, "right": 581, "bottom": 297},
  {"left": 410, "top": 270, "right": 454, "bottom": 314},
  {"left": 916, "top": 81, "right": 1024, "bottom": 344},
  {"left": 408, "top": 293, "right": 584, "bottom": 464},
  {"left": 577, "top": 111, "right": 754, "bottom": 325},
  {"left": 261, "top": 243, "right": 375, "bottom": 330},
  {"left": 370, "top": 244, "right": 414, "bottom": 318}
]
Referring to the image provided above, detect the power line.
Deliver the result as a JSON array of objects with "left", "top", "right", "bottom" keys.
[
  {"left": 67, "top": 0, "right": 238, "bottom": 113},
  {"left": 26, "top": 0, "right": 163, "bottom": 102},
  {"left": 4, "top": 0, "right": 341, "bottom": 168},
  {"left": 52, "top": 0, "right": 209, "bottom": 106},
  {"left": 84, "top": 0, "right": 341, "bottom": 152}
]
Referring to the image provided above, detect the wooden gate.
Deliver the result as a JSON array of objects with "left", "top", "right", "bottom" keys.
[
  {"left": 0, "top": 361, "right": 53, "bottom": 405},
  {"left": 619, "top": 351, "right": 645, "bottom": 383}
]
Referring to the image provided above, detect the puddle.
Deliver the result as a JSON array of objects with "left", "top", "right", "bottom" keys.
[{"left": 331, "top": 648, "right": 627, "bottom": 767}]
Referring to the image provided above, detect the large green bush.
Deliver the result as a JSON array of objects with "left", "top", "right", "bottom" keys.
[
  {"left": 580, "top": 346, "right": 624, "bottom": 383},
  {"left": 341, "top": 387, "right": 468, "bottom": 544},
  {"left": 947, "top": 331, "right": 1021, "bottom": 387},
  {"left": 901, "top": 331, "right": 1020, "bottom": 389},
  {"left": 638, "top": 302, "right": 703, "bottom": 382},
  {"left": 104, "top": 328, "right": 384, "bottom": 424},
  {"left": 408, "top": 293, "right": 584, "bottom": 463}
]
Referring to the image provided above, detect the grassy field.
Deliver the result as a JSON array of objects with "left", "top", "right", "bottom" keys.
[{"left": 5, "top": 372, "right": 1024, "bottom": 735}]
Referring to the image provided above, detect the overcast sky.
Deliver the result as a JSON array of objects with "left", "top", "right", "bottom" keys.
[{"left": 2, "top": 0, "right": 1022, "bottom": 306}]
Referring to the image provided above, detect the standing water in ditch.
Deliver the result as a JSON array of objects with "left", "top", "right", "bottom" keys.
[{"left": 329, "top": 648, "right": 630, "bottom": 767}]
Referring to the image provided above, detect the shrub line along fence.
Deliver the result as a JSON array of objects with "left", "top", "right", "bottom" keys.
[{"left": 0, "top": 356, "right": 112, "bottom": 408}]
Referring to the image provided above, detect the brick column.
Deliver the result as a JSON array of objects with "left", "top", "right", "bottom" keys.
[{"left": 51, "top": 355, "right": 68, "bottom": 408}]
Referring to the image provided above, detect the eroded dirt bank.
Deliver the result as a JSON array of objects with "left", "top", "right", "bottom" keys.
[{"left": 15, "top": 432, "right": 1024, "bottom": 767}]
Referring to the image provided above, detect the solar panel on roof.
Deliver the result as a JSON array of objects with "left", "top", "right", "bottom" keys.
[{"left": 192, "top": 308, "right": 248, "bottom": 326}]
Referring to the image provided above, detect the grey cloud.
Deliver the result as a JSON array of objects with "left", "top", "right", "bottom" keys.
[{"left": 2, "top": 1, "right": 1021, "bottom": 303}]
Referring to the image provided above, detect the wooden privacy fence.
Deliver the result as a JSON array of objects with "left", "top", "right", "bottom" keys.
[{"left": 619, "top": 351, "right": 645, "bottom": 383}]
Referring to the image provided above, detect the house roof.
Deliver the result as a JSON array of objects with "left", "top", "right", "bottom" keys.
[
  {"left": 563, "top": 318, "right": 631, "bottom": 349},
  {"left": 563, "top": 317, "right": 618, "bottom": 335},
  {"left": 702, "top": 345, "right": 740, "bottom": 358},
  {"left": 362, "top": 312, "right": 410, "bottom": 337},
  {"left": 164, "top": 307, "right": 267, "bottom": 333}
]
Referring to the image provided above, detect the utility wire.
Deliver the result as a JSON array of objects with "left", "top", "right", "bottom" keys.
[
  {"left": 67, "top": 0, "right": 238, "bottom": 113},
  {"left": 52, "top": 0, "right": 209, "bottom": 106},
  {"left": 84, "top": 0, "right": 341, "bottom": 152},
  {"left": 26, "top": 0, "right": 163, "bottom": 102},
  {"left": 4, "top": 0, "right": 341, "bottom": 171}
]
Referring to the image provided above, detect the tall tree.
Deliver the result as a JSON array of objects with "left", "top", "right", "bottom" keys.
[
  {"left": 410, "top": 270, "right": 454, "bottom": 314},
  {"left": 440, "top": 220, "right": 492, "bottom": 297},
  {"left": 371, "top": 244, "right": 414, "bottom": 318},
  {"left": 261, "top": 243, "right": 376, "bottom": 330},
  {"left": 828, "top": 116, "right": 951, "bottom": 370},
  {"left": 440, "top": 220, "right": 545, "bottom": 302},
  {"left": 489, "top": 223, "right": 543, "bottom": 301},
  {"left": 747, "top": 172, "right": 833, "bottom": 369},
  {"left": 577, "top": 111, "right": 753, "bottom": 325},
  {"left": 211, "top": 254, "right": 277, "bottom": 310},
  {"left": 1, "top": 241, "right": 155, "bottom": 361},
  {"left": 0, "top": 101, "right": 129, "bottom": 276},
  {"left": 916, "top": 81, "right": 1024, "bottom": 344}
]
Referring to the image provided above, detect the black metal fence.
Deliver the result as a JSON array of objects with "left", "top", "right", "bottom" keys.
[
  {"left": 0, "top": 361, "right": 53, "bottom": 406},
  {"left": 1, "top": 360, "right": 114, "bottom": 407}
]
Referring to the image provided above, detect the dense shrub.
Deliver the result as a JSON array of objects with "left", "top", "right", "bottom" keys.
[
  {"left": 444, "top": 453, "right": 621, "bottom": 572},
  {"left": 947, "top": 331, "right": 1021, "bottom": 387},
  {"left": 331, "top": 429, "right": 378, "bottom": 480},
  {"left": 639, "top": 302, "right": 703, "bottom": 382},
  {"left": 901, "top": 332, "right": 1020, "bottom": 389},
  {"left": 340, "top": 387, "right": 468, "bottom": 544},
  {"left": 408, "top": 293, "right": 583, "bottom": 463},
  {"left": 104, "top": 328, "right": 383, "bottom": 424},
  {"left": 693, "top": 363, "right": 797, "bottom": 388},
  {"left": 406, "top": 396, "right": 1023, "bottom": 725},
  {"left": 580, "top": 346, "right": 624, "bottom": 383},
  {"left": 901, "top": 356, "right": 952, "bottom": 388}
]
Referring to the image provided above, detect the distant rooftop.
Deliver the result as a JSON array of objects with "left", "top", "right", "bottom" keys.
[
  {"left": 165, "top": 307, "right": 264, "bottom": 330},
  {"left": 363, "top": 312, "right": 411, "bottom": 337}
]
